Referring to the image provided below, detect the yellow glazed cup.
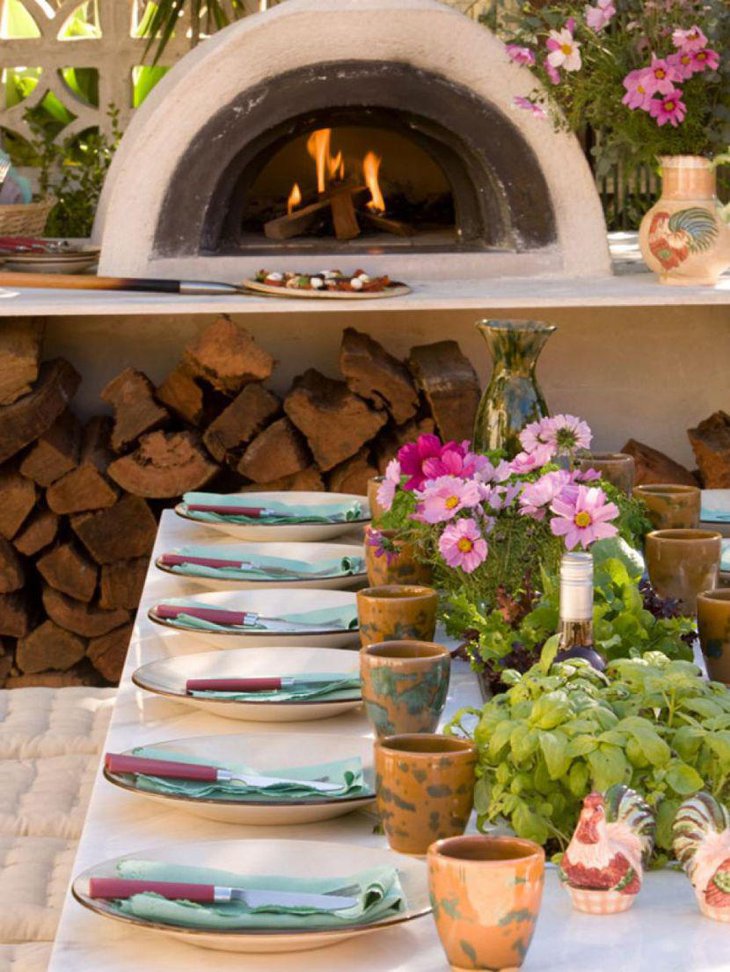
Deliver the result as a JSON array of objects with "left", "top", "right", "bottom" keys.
[
  {"left": 428, "top": 835, "right": 545, "bottom": 972},
  {"left": 634, "top": 484, "right": 700, "bottom": 530},
  {"left": 357, "top": 584, "right": 438, "bottom": 646},
  {"left": 697, "top": 589, "right": 730, "bottom": 685},
  {"left": 364, "top": 526, "right": 433, "bottom": 586},
  {"left": 645, "top": 528, "right": 721, "bottom": 615}
]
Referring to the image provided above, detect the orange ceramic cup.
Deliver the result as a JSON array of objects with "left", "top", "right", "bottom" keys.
[
  {"left": 645, "top": 528, "right": 721, "bottom": 615},
  {"left": 374, "top": 733, "right": 476, "bottom": 855},
  {"left": 634, "top": 484, "right": 700, "bottom": 530},
  {"left": 428, "top": 835, "right": 545, "bottom": 972},
  {"left": 367, "top": 476, "right": 387, "bottom": 523},
  {"left": 697, "top": 589, "right": 730, "bottom": 685},
  {"left": 364, "top": 526, "right": 433, "bottom": 586},
  {"left": 357, "top": 585, "right": 438, "bottom": 646}
]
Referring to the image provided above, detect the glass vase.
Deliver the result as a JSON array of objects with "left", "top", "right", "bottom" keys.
[{"left": 472, "top": 319, "right": 556, "bottom": 457}]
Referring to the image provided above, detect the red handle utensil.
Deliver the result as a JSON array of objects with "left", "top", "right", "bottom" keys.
[
  {"left": 159, "top": 554, "right": 248, "bottom": 569},
  {"left": 186, "top": 503, "right": 267, "bottom": 517},
  {"left": 105, "top": 753, "right": 219, "bottom": 781},
  {"left": 186, "top": 677, "right": 284, "bottom": 692},
  {"left": 89, "top": 878, "right": 217, "bottom": 902},
  {"left": 154, "top": 604, "right": 250, "bottom": 626}
]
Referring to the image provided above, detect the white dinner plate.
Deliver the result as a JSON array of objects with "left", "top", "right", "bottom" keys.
[
  {"left": 132, "top": 646, "right": 363, "bottom": 722},
  {"left": 103, "top": 732, "right": 375, "bottom": 825},
  {"left": 72, "top": 839, "right": 429, "bottom": 953},
  {"left": 148, "top": 588, "right": 359, "bottom": 649},
  {"left": 175, "top": 491, "right": 370, "bottom": 542},
  {"left": 155, "top": 542, "right": 366, "bottom": 591}
]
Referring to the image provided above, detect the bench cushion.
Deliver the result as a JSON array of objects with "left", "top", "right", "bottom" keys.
[
  {"left": 0, "top": 689, "right": 115, "bottom": 759},
  {"left": 0, "top": 837, "right": 77, "bottom": 943},
  {"left": 0, "top": 755, "right": 99, "bottom": 840}
]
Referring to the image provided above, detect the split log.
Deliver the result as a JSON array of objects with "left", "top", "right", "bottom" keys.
[
  {"left": 99, "top": 557, "right": 149, "bottom": 610},
  {"left": 236, "top": 418, "right": 311, "bottom": 483},
  {"left": 100, "top": 368, "right": 169, "bottom": 453},
  {"left": 0, "top": 591, "right": 33, "bottom": 638},
  {"left": 239, "top": 466, "right": 325, "bottom": 493},
  {"left": 36, "top": 542, "right": 97, "bottom": 603},
  {"left": 284, "top": 369, "right": 387, "bottom": 472},
  {"left": 203, "top": 384, "right": 280, "bottom": 463},
  {"left": 42, "top": 585, "right": 129, "bottom": 638},
  {"left": 360, "top": 211, "right": 413, "bottom": 237},
  {"left": 0, "top": 319, "right": 43, "bottom": 405},
  {"left": 622, "top": 439, "right": 698, "bottom": 487},
  {"left": 340, "top": 328, "right": 418, "bottom": 424},
  {"left": 375, "top": 416, "right": 437, "bottom": 473},
  {"left": 80, "top": 416, "right": 114, "bottom": 471},
  {"left": 184, "top": 317, "right": 275, "bottom": 394},
  {"left": 72, "top": 495, "right": 157, "bottom": 564},
  {"left": 19, "top": 410, "right": 81, "bottom": 486},
  {"left": 13, "top": 508, "right": 59, "bottom": 557},
  {"left": 156, "top": 363, "right": 214, "bottom": 427},
  {"left": 263, "top": 187, "right": 368, "bottom": 242},
  {"left": 107, "top": 430, "right": 218, "bottom": 498},
  {"left": 329, "top": 188, "right": 361, "bottom": 241},
  {"left": 0, "top": 465, "right": 36, "bottom": 539},
  {"left": 0, "top": 538, "right": 24, "bottom": 594},
  {"left": 47, "top": 465, "right": 117, "bottom": 514},
  {"left": 408, "top": 341, "right": 481, "bottom": 442},
  {"left": 0, "top": 358, "right": 80, "bottom": 464},
  {"left": 87, "top": 622, "right": 133, "bottom": 682},
  {"left": 16, "top": 620, "right": 86, "bottom": 674},
  {"left": 687, "top": 412, "right": 730, "bottom": 488},
  {"left": 327, "top": 450, "right": 378, "bottom": 495}
]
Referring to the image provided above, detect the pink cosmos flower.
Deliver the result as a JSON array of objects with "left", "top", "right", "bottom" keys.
[
  {"left": 550, "top": 485, "right": 619, "bottom": 550},
  {"left": 667, "top": 50, "right": 695, "bottom": 80},
  {"left": 544, "top": 57, "right": 561, "bottom": 85},
  {"left": 413, "top": 476, "right": 484, "bottom": 525},
  {"left": 672, "top": 25, "right": 708, "bottom": 52},
  {"left": 547, "top": 26, "right": 582, "bottom": 72},
  {"left": 519, "top": 470, "right": 572, "bottom": 520},
  {"left": 519, "top": 417, "right": 557, "bottom": 454},
  {"left": 510, "top": 444, "right": 554, "bottom": 475},
  {"left": 423, "top": 442, "right": 493, "bottom": 482},
  {"left": 689, "top": 48, "right": 720, "bottom": 73},
  {"left": 544, "top": 414, "right": 593, "bottom": 452},
  {"left": 622, "top": 68, "right": 654, "bottom": 110},
  {"left": 438, "top": 517, "right": 488, "bottom": 574},
  {"left": 643, "top": 56, "right": 681, "bottom": 95},
  {"left": 649, "top": 89, "right": 687, "bottom": 127},
  {"left": 488, "top": 482, "right": 522, "bottom": 512},
  {"left": 397, "top": 434, "right": 444, "bottom": 491},
  {"left": 376, "top": 458, "right": 401, "bottom": 512},
  {"left": 506, "top": 45, "right": 536, "bottom": 66},
  {"left": 513, "top": 96, "right": 548, "bottom": 120},
  {"left": 574, "top": 467, "right": 602, "bottom": 482},
  {"left": 585, "top": 0, "right": 616, "bottom": 32}
]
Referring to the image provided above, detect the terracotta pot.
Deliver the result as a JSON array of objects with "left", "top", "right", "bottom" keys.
[
  {"left": 360, "top": 640, "right": 451, "bottom": 737},
  {"left": 578, "top": 452, "right": 635, "bottom": 495},
  {"left": 364, "top": 526, "right": 433, "bottom": 586},
  {"left": 357, "top": 584, "right": 438, "bottom": 646},
  {"left": 634, "top": 483, "right": 700, "bottom": 530},
  {"left": 697, "top": 589, "right": 730, "bottom": 685},
  {"left": 374, "top": 734, "right": 476, "bottom": 855},
  {"left": 645, "top": 529, "right": 721, "bottom": 615},
  {"left": 367, "top": 476, "right": 387, "bottom": 523},
  {"left": 427, "top": 835, "right": 545, "bottom": 971}
]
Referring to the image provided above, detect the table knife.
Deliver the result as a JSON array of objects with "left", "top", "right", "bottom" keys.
[
  {"left": 186, "top": 503, "right": 277, "bottom": 517},
  {"left": 153, "top": 603, "right": 349, "bottom": 632},
  {"left": 87, "top": 877, "right": 358, "bottom": 910},
  {"left": 105, "top": 753, "right": 346, "bottom": 793},
  {"left": 185, "top": 676, "right": 358, "bottom": 693},
  {"left": 158, "top": 554, "right": 350, "bottom": 578}
]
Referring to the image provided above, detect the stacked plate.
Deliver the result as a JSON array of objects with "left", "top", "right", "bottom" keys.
[{"left": 2, "top": 245, "right": 100, "bottom": 274}]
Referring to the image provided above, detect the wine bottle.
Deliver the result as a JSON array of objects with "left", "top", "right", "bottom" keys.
[{"left": 554, "top": 552, "right": 605, "bottom": 671}]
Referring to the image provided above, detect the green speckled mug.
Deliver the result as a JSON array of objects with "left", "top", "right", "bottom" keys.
[
  {"left": 357, "top": 585, "right": 438, "bottom": 646},
  {"left": 360, "top": 640, "right": 451, "bottom": 737}
]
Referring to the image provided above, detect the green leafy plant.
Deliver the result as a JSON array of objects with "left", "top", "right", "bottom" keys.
[{"left": 447, "top": 651, "right": 730, "bottom": 864}]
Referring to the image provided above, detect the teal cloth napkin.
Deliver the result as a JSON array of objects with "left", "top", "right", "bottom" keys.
[
  {"left": 156, "top": 598, "right": 358, "bottom": 633},
  {"left": 164, "top": 545, "right": 365, "bottom": 581},
  {"left": 109, "top": 859, "right": 405, "bottom": 929},
  {"left": 722, "top": 539, "right": 730, "bottom": 572},
  {"left": 703, "top": 508, "right": 730, "bottom": 522},
  {"left": 190, "top": 672, "right": 362, "bottom": 702},
  {"left": 124, "top": 747, "right": 370, "bottom": 802},
  {"left": 183, "top": 492, "right": 364, "bottom": 525}
]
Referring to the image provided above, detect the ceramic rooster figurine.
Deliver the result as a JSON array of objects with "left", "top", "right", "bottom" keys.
[
  {"left": 559, "top": 784, "right": 655, "bottom": 914},
  {"left": 673, "top": 792, "right": 730, "bottom": 923}
]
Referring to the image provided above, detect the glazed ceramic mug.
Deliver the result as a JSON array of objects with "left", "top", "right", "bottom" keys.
[
  {"left": 634, "top": 484, "right": 701, "bottom": 530},
  {"left": 364, "top": 527, "right": 433, "bottom": 586},
  {"left": 428, "top": 835, "right": 545, "bottom": 972},
  {"left": 360, "top": 640, "right": 451, "bottom": 736},
  {"left": 374, "top": 733, "right": 476, "bottom": 855},
  {"left": 697, "top": 589, "right": 730, "bottom": 685},
  {"left": 578, "top": 452, "right": 635, "bottom": 495},
  {"left": 357, "top": 584, "right": 438, "bottom": 646},
  {"left": 367, "top": 475, "right": 387, "bottom": 523},
  {"left": 645, "top": 528, "right": 722, "bottom": 615}
]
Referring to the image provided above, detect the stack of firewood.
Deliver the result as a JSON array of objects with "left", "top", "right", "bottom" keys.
[{"left": 0, "top": 316, "right": 481, "bottom": 688}]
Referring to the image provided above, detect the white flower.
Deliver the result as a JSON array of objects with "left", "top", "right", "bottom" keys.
[{"left": 547, "top": 28, "right": 582, "bottom": 72}]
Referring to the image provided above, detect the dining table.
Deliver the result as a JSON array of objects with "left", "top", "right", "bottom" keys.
[{"left": 47, "top": 509, "right": 730, "bottom": 972}]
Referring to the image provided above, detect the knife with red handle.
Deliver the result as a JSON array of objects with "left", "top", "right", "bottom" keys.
[
  {"left": 186, "top": 503, "right": 274, "bottom": 517},
  {"left": 87, "top": 877, "right": 358, "bottom": 909},
  {"left": 152, "top": 603, "right": 345, "bottom": 632},
  {"left": 185, "top": 676, "right": 356, "bottom": 693},
  {"left": 158, "top": 554, "right": 253, "bottom": 570}
]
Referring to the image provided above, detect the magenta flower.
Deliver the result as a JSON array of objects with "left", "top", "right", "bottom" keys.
[
  {"left": 489, "top": 482, "right": 522, "bottom": 511},
  {"left": 506, "top": 45, "right": 536, "bottom": 66},
  {"left": 423, "top": 442, "right": 492, "bottom": 481},
  {"left": 376, "top": 458, "right": 401, "bottom": 512},
  {"left": 575, "top": 467, "right": 602, "bottom": 482},
  {"left": 519, "top": 416, "right": 556, "bottom": 454},
  {"left": 366, "top": 527, "right": 397, "bottom": 565},
  {"left": 544, "top": 56, "right": 561, "bottom": 85},
  {"left": 513, "top": 96, "right": 547, "bottom": 120},
  {"left": 689, "top": 49, "right": 720, "bottom": 73},
  {"left": 585, "top": 0, "right": 616, "bottom": 32},
  {"left": 413, "top": 476, "right": 484, "bottom": 525},
  {"left": 397, "top": 434, "right": 444, "bottom": 490},
  {"left": 547, "top": 26, "right": 582, "bottom": 72},
  {"left": 550, "top": 485, "right": 619, "bottom": 550},
  {"left": 519, "top": 470, "right": 572, "bottom": 520},
  {"left": 643, "top": 56, "right": 681, "bottom": 95},
  {"left": 544, "top": 414, "right": 592, "bottom": 452},
  {"left": 649, "top": 89, "right": 687, "bottom": 127},
  {"left": 510, "top": 444, "right": 554, "bottom": 475},
  {"left": 672, "top": 25, "right": 708, "bottom": 52},
  {"left": 438, "top": 518, "right": 488, "bottom": 574},
  {"left": 622, "top": 68, "right": 654, "bottom": 110},
  {"left": 666, "top": 51, "right": 695, "bottom": 81}
]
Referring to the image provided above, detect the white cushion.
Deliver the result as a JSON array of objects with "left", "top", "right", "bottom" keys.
[
  {"left": 0, "top": 837, "right": 76, "bottom": 943},
  {"left": 0, "top": 689, "right": 115, "bottom": 759},
  {"left": 0, "top": 755, "right": 99, "bottom": 839},
  {"left": 0, "top": 943, "right": 52, "bottom": 972}
]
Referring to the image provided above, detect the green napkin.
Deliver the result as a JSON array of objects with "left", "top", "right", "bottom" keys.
[
  {"left": 125, "top": 747, "right": 371, "bottom": 802},
  {"left": 157, "top": 599, "right": 359, "bottom": 633},
  {"left": 183, "top": 492, "right": 364, "bottom": 525},
  {"left": 189, "top": 672, "right": 362, "bottom": 702},
  {"left": 164, "top": 545, "right": 365, "bottom": 581},
  {"left": 110, "top": 859, "right": 405, "bottom": 929},
  {"left": 721, "top": 539, "right": 730, "bottom": 572}
]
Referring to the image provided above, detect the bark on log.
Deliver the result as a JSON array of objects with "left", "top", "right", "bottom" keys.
[
  {"left": 107, "top": 430, "right": 218, "bottom": 498},
  {"left": 284, "top": 369, "right": 387, "bottom": 472},
  {"left": 0, "top": 319, "right": 43, "bottom": 405},
  {"left": 42, "top": 585, "right": 129, "bottom": 638},
  {"left": 687, "top": 412, "right": 730, "bottom": 488},
  {"left": 327, "top": 449, "right": 378, "bottom": 495},
  {"left": 238, "top": 466, "right": 325, "bottom": 493},
  {"left": 622, "top": 439, "right": 698, "bottom": 487},
  {"left": 340, "top": 328, "right": 418, "bottom": 424},
  {"left": 13, "top": 508, "right": 59, "bottom": 557},
  {"left": 16, "top": 620, "right": 86, "bottom": 674},
  {"left": 156, "top": 363, "right": 222, "bottom": 427},
  {"left": 0, "top": 465, "right": 36, "bottom": 539},
  {"left": 0, "top": 591, "right": 33, "bottom": 638},
  {"left": 236, "top": 417, "right": 311, "bottom": 483},
  {"left": 0, "top": 358, "right": 80, "bottom": 464},
  {"left": 19, "top": 409, "right": 81, "bottom": 486},
  {"left": 0, "top": 537, "right": 24, "bottom": 594},
  {"left": 46, "top": 465, "right": 118, "bottom": 514},
  {"left": 184, "top": 317, "right": 275, "bottom": 394},
  {"left": 100, "top": 368, "right": 169, "bottom": 453},
  {"left": 36, "top": 542, "right": 97, "bottom": 602},
  {"left": 203, "top": 384, "right": 280, "bottom": 463},
  {"left": 99, "top": 557, "right": 149, "bottom": 610},
  {"left": 87, "top": 622, "right": 133, "bottom": 682},
  {"left": 72, "top": 495, "right": 157, "bottom": 564},
  {"left": 80, "top": 416, "right": 114, "bottom": 471},
  {"left": 407, "top": 342, "right": 481, "bottom": 442}
]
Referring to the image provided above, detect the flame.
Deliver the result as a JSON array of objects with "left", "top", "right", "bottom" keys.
[
  {"left": 287, "top": 182, "right": 302, "bottom": 215},
  {"left": 363, "top": 151, "right": 385, "bottom": 213},
  {"left": 307, "top": 129, "right": 346, "bottom": 194}
]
